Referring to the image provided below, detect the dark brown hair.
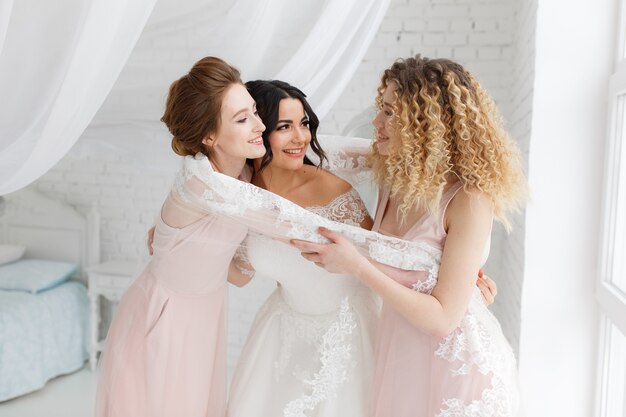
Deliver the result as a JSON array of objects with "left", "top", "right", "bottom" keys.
[
  {"left": 161, "top": 56, "right": 243, "bottom": 157},
  {"left": 244, "top": 80, "right": 326, "bottom": 172}
]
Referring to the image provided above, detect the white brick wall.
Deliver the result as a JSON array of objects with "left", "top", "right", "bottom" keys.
[
  {"left": 33, "top": 130, "right": 173, "bottom": 262},
  {"left": 29, "top": 0, "right": 531, "bottom": 372},
  {"left": 319, "top": 0, "right": 517, "bottom": 136}
]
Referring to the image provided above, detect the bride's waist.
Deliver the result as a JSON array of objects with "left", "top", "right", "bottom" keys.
[{"left": 276, "top": 279, "right": 369, "bottom": 315}]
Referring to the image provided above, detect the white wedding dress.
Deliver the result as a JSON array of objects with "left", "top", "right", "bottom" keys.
[
  {"left": 227, "top": 188, "right": 379, "bottom": 417},
  {"left": 172, "top": 136, "right": 444, "bottom": 416}
]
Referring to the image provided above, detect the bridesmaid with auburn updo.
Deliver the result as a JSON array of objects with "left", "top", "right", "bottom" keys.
[{"left": 95, "top": 56, "right": 265, "bottom": 417}]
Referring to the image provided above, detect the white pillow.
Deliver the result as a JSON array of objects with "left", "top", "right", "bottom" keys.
[{"left": 0, "top": 244, "right": 26, "bottom": 265}]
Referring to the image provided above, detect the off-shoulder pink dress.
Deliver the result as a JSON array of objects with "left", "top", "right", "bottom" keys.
[
  {"left": 370, "top": 184, "right": 520, "bottom": 417},
  {"left": 95, "top": 213, "right": 247, "bottom": 417}
]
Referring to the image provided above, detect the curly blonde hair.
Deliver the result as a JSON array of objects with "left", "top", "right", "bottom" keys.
[{"left": 370, "top": 55, "right": 527, "bottom": 230}]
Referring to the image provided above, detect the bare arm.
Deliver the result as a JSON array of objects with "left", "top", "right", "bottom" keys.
[
  {"left": 360, "top": 215, "right": 374, "bottom": 231},
  {"left": 292, "top": 190, "right": 493, "bottom": 338},
  {"left": 147, "top": 225, "right": 155, "bottom": 256},
  {"left": 228, "top": 260, "right": 254, "bottom": 287},
  {"left": 227, "top": 242, "right": 255, "bottom": 287}
]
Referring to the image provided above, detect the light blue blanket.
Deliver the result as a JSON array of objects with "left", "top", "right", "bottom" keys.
[{"left": 0, "top": 280, "right": 89, "bottom": 402}]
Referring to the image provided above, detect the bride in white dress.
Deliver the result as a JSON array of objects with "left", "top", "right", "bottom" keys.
[
  {"left": 226, "top": 80, "right": 378, "bottom": 417},
  {"left": 225, "top": 80, "right": 496, "bottom": 417},
  {"left": 147, "top": 79, "right": 497, "bottom": 417}
]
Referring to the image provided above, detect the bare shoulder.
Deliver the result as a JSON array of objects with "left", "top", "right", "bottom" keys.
[
  {"left": 292, "top": 167, "right": 354, "bottom": 207},
  {"left": 299, "top": 166, "right": 372, "bottom": 227},
  {"left": 305, "top": 167, "right": 352, "bottom": 198},
  {"left": 450, "top": 187, "right": 493, "bottom": 210},
  {"left": 445, "top": 187, "right": 493, "bottom": 231}
]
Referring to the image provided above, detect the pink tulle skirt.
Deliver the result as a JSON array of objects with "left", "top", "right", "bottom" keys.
[{"left": 372, "top": 295, "right": 520, "bottom": 417}]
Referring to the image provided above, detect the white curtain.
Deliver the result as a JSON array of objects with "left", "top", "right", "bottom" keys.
[
  {"left": 0, "top": 0, "right": 158, "bottom": 194},
  {"left": 0, "top": 0, "right": 390, "bottom": 194}
]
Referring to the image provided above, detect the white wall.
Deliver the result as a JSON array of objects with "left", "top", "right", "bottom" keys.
[
  {"left": 320, "top": 0, "right": 517, "bottom": 135},
  {"left": 485, "top": 0, "right": 537, "bottom": 356},
  {"left": 518, "top": 0, "right": 617, "bottom": 415},
  {"left": 321, "top": 0, "right": 529, "bottom": 355},
  {"left": 31, "top": 0, "right": 523, "bottom": 374}
]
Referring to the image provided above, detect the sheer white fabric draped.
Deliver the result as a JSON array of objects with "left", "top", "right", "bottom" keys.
[
  {"left": 0, "top": 0, "right": 158, "bottom": 194},
  {"left": 167, "top": 136, "right": 442, "bottom": 273},
  {"left": 0, "top": 0, "right": 390, "bottom": 194}
]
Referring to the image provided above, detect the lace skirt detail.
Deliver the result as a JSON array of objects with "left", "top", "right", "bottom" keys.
[
  {"left": 372, "top": 290, "right": 520, "bottom": 417},
  {"left": 228, "top": 287, "right": 379, "bottom": 417}
]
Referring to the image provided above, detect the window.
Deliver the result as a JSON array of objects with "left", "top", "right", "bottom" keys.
[
  {"left": 597, "top": 2, "right": 626, "bottom": 416},
  {"left": 598, "top": 321, "right": 626, "bottom": 416}
]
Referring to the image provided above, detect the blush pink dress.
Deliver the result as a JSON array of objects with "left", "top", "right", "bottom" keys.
[
  {"left": 95, "top": 213, "right": 247, "bottom": 417},
  {"left": 370, "top": 184, "right": 520, "bottom": 417}
]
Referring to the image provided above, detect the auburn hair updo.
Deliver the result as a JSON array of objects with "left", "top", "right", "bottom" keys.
[{"left": 161, "top": 56, "right": 243, "bottom": 157}]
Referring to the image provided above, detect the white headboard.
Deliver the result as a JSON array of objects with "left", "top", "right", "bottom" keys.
[{"left": 0, "top": 188, "right": 100, "bottom": 282}]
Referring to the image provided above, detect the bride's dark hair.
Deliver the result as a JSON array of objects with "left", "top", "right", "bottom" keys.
[{"left": 245, "top": 80, "right": 327, "bottom": 172}]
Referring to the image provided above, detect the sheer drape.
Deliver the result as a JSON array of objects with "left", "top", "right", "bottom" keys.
[
  {"left": 0, "top": 0, "right": 390, "bottom": 194},
  {"left": 0, "top": 0, "right": 158, "bottom": 194},
  {"left": 166, "top": 135, "right": 442, "bottom": 272}
]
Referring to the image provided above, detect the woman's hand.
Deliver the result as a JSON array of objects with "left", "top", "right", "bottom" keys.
[
  {"left": 147, "top": 226, "right": 155, "bottom": 256},
  {"left": 477, "top": 269, "right": 497, "bottom": 305},
  {"left": 291, "top": 227, "right": 368, "bottom": 275},
  {"left": 293, "top": 228, "right": 498, "bottom": 306}
]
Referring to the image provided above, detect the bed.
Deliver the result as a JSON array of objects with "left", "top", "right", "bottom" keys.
[{"left": 0, "top": 188, "right": 100, "bottom": 402}]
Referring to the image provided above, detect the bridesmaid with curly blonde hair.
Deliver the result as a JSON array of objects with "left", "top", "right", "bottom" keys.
[{"left": 293, "top": 55, "right": 526, "bottom": 416}]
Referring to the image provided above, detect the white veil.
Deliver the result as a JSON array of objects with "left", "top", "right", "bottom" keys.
[{"left": 167, "top": 136, "right": 442, "bottom": 273}]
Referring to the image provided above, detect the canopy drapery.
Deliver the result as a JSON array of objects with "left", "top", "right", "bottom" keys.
[
  {"left": 0, "top": 0, "right": 159, "bottom": 194},
  {"left": 0, "top": 0, "right": 389, "bottom": 194}
]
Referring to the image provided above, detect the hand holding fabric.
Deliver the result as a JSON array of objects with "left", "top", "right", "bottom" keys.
[{"left": 291, "top": 227, "right": 369, "bottom": 275}]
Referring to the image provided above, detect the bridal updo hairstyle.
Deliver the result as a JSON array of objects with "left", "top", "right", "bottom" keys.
[
  {"left": 161, "top": 56, "right": 243, "bottom": 158},
  {"left": 370, "top": 55, "right": 527, "bottom": 230},
  {"left": 245, "top": 80, "right": 327, "bottom": 172}
]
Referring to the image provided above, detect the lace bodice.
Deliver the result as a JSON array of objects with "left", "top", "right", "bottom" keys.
[
  {"left": 244, "top": 188, "right": 370, "bottom": 315},
  {"left": 232, "top": 187, "right": 370, "bottom": 280},
  {"left": 243, "top": 189, "right": 374, "bottom": 417},
  {"left": 305, "top": 188, "right": 369, "bottom": 227}
]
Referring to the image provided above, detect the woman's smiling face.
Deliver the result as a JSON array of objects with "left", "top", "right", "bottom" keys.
[
  {"left": 266, "top": 98, "right": 312, "bottom": 170},
  {"left": 205, "top": 83, "right": 266, "bottom": 161},
  {"left": 372, "top": 81, "right": 398, "bottom": 156}
]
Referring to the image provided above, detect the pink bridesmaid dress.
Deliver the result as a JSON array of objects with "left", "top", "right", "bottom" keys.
[
  {"left": 95, "top": 213, "right": 247, "bottom": 417},
  {"left": 370, "top": 183, "right": 520, "bottom": 417}
]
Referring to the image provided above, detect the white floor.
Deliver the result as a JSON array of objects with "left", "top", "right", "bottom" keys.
[{"left": 0, "top": 366, "right": 97, "bottom": 417}]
